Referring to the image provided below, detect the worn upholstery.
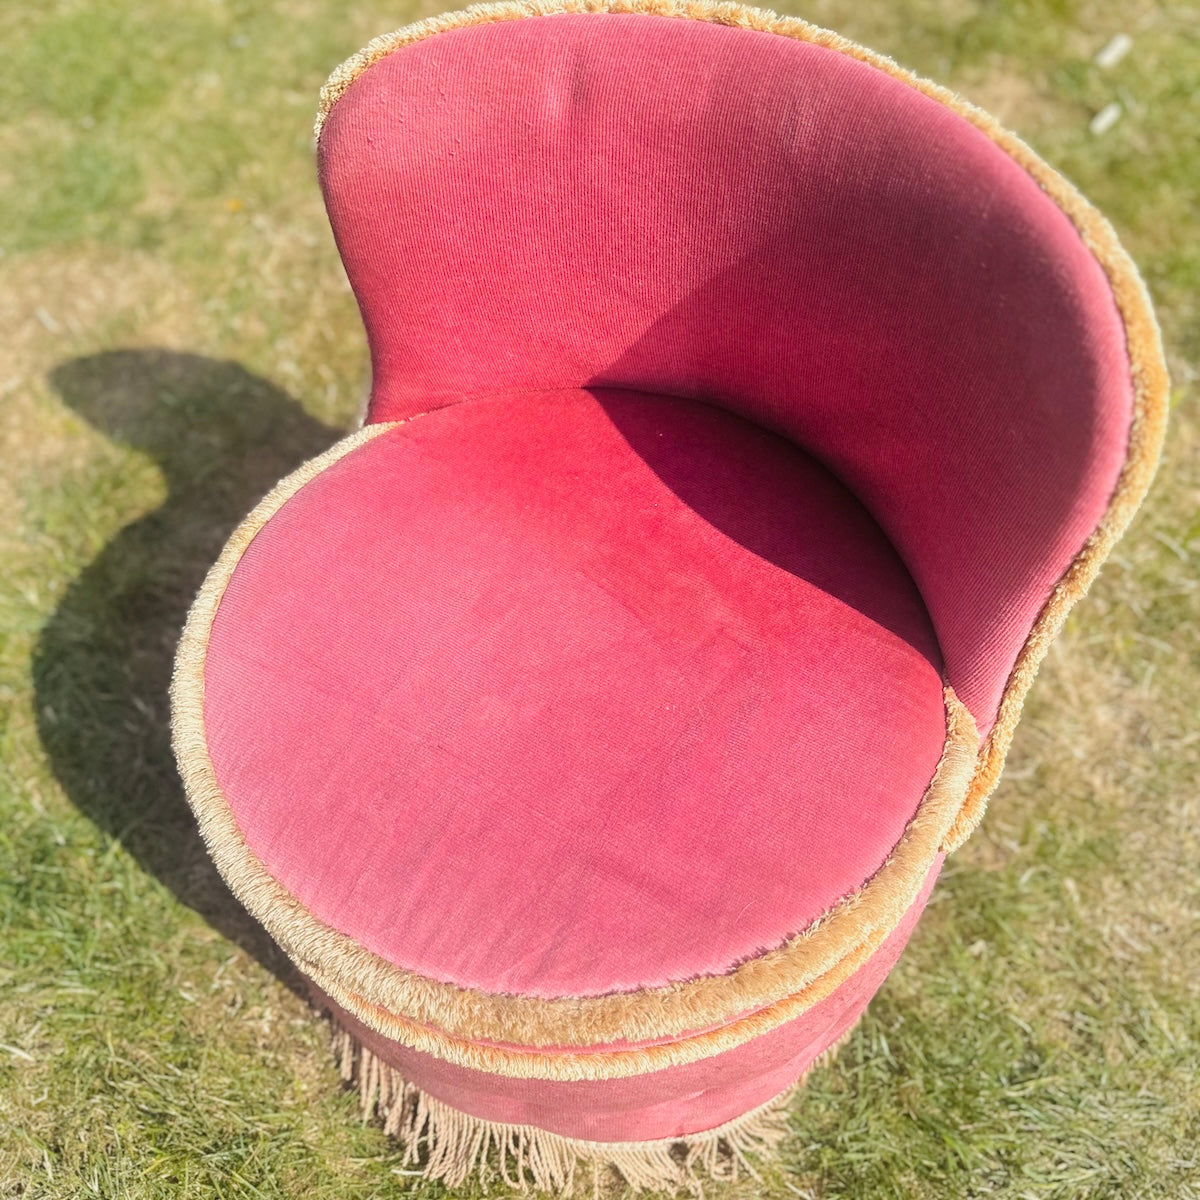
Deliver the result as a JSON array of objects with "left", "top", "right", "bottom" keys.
[{"left": 172, "top": 0, "right": 1164, "bottom": 1170}]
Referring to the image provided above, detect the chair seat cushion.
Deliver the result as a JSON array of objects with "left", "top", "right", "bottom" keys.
[{"left": 197, "top": 387, "right": 949, "bottom": 1004}]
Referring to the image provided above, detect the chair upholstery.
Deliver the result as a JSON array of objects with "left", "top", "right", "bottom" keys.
[{"left": 171, "top": 1, "right": 1168, "bottom": 1192}]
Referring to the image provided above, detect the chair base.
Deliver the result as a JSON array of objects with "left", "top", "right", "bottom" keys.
[{"left": 325, "top": 1011, "right": 856, "bottom": 1195}]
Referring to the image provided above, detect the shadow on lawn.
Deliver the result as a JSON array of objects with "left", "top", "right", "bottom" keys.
[{"left": 33, "top": 349, "right": 342, "bottom": 995}]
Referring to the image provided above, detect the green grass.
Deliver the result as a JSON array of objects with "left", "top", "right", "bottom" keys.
[{"left": 1, "top": 1, "right": 1197, "bottom": 1197}]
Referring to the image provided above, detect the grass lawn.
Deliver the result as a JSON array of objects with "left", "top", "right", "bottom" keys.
[{"left": 1, "top": 1, "right": 1197, "bottom": 1197}]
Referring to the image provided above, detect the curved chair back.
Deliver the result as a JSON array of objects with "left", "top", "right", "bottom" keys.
[{"left": 318, "top": 9, "right": 1166, "bottom": 778}]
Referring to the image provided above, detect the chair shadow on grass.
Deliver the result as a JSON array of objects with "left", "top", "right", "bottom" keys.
[{"left": 33, "top": 348, "right": 343, "bottom": 996}]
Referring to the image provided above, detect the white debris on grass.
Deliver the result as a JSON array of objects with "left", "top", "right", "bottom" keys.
[
  {"left": 1094, "top": 32, "right": 1133, "bottom": 70},
  {"left": 1090, "top": 101, "right": 1123, "bottom": 136}
]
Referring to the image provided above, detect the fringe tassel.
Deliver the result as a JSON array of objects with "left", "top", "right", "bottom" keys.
[{"left": 329, "top": 1018, "right": 852, "bottom": 1195}]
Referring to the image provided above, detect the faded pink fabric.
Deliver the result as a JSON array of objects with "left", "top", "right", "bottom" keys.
[
  {"left": 308, "top": 859, "right": 942, "bottom": 1142},
  {"left": 206, "top": 389, "right": 945, "bottom": 997},
  {"left": 320, "top": 12, "right": 1134, "bottom": 733},
  {"left": 197, "top": 10, "right": 1137, "bottom": 1143}
]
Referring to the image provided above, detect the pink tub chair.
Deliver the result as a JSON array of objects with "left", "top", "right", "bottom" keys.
[{"left": 171, "top": 1, "right": 1168, "bottom": 1191}]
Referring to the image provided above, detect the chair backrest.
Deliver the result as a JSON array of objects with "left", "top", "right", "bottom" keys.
[{"left": 316, "top": 4, "right": 1167, "bottom": 755}]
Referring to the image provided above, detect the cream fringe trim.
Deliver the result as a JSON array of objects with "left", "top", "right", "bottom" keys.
[
  {"left": 329, "top": 1016, "right": 849, "bottom": 1195},
  {"left": 313, "top": 0, "right": 1171, "bottom": 835}
]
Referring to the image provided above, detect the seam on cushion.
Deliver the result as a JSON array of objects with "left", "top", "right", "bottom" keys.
[
  {"left": 317, "top": 0, "right": 1169, "bottom": 839},
  {"left": 173, "top": 429, "right": 977, "bottom": 1080}
]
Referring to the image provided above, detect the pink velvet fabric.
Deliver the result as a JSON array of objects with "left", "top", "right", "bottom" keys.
[
  {"left": 197, "top": 10, "right": 1139, "bottom": 1144},
  {"left": 320, "top": 11, "right": 1134, "bottom": 733},
  {"left": 205, "top": 389, "right": 946, "bottom": 997},
  {"left": 308, "top": 859, "right": 942, "bottom": 1142}
]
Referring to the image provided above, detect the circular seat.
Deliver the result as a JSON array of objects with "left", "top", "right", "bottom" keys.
[{"left": 200, "top": 387, "right": 948, "bottom": 999}]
